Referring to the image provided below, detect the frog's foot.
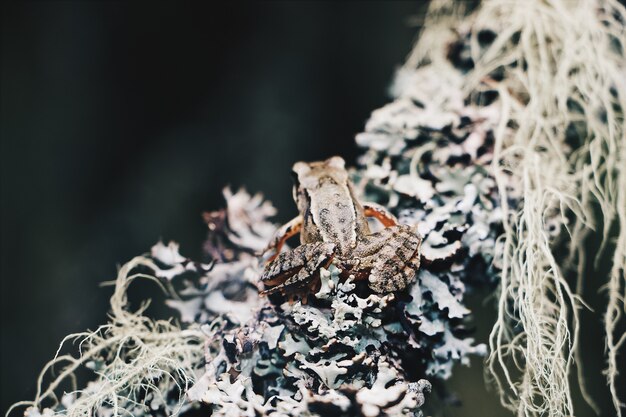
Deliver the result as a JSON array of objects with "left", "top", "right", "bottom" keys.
[
  {"left": 348, "top": 225, "right": 422, "bottom": 293},
  {"left": 260, "top": 242, "right": 336, "bottom": 300}
]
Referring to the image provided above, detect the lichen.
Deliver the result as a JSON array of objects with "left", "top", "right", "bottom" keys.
[{"left": 11, "top": 168, "right": 494, "bottom": 417}]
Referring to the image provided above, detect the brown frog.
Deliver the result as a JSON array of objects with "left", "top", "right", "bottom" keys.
[{"left": 260, "top": 156, "right": 421, "bottom": 301}]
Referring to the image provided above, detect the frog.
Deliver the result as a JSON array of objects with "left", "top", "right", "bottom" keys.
[{"left": 260, "top": 156, "right": 421, "bottom": 301}]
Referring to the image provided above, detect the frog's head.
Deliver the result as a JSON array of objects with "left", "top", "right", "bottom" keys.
[
  {"left": 292, "top": 156, "right": 347, "bottom": 188},
  {"left": 291, "top": 156, "right": 348, "bottom": 205}
]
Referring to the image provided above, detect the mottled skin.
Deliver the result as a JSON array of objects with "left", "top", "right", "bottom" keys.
[{"left": 261, "top": 156, "right": 421, "bottom": 299}]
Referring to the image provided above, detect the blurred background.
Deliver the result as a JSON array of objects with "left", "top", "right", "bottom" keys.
[{"left": 1, "top": 2, "right": 616, "bottom": 416}]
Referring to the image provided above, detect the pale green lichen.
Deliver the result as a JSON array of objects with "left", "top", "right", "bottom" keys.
[{"left": 7, "top": 256, "right": 205, "bottom": 417}]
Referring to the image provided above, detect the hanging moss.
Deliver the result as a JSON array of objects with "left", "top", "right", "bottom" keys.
[{"left": 404, "top": 0, "right": 626, "bottom": 416}]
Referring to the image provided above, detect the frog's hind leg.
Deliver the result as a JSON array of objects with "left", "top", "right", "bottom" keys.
[
  {"left": 349, "top": 225, "right": 421, "bottom": 293},
  {"left": 260, "top": 242, "right": 335, "bottom": 299}
]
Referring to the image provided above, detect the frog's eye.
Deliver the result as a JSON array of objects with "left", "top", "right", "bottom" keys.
[{"left": 326, "top": 156, "right": 345, "bottom": 169}]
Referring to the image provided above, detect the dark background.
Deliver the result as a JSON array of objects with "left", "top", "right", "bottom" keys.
[{"left": 1, "top": 2, "right": 618, "bottom": 417}]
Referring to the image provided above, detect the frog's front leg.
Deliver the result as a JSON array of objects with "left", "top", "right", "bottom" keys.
[
  {"left": 260, "top": 242, "right": 336, "bottom": 299},
  {"left": 261, "top": 215, "right": 303, "bottom": 262},
  {"left": 347, "top": 225, "right": 421, "bottom": 293},
  {"left": 363, "top": 202, "right": 399, "bottom": 227}
]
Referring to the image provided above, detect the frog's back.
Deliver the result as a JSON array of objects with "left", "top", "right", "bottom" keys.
[
  {"left": 295, "top": 158, "right": 369, "bottom": 256},
  {"left": 310, "top": 179, "right": 358, "bottom": 254}
]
